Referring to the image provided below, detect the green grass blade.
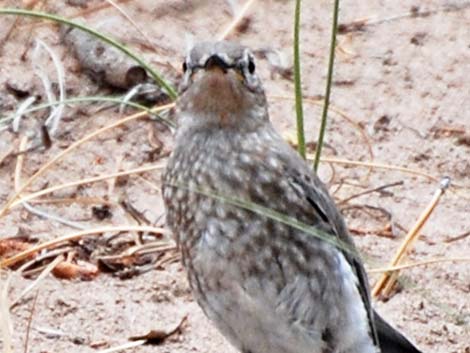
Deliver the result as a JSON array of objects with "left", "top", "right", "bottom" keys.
[
  {"left": 0, "top": 8, "right": 178, "bottom": 99},
  {"left": 0, "top": 96, "right": 175, "bottom": 128},
  {"left": 313, "top": 0, "right": 340, "bottom": 171},
  {"left": 293, "top": 0, "right": 306, "bottom": 159},
  {"left": 166, "top": 182, "right": 360, "bottom": 259}
]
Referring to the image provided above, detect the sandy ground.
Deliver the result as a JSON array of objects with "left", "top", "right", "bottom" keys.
[{"left": 0, "top": 0, "right": 469, "bottom": 352}]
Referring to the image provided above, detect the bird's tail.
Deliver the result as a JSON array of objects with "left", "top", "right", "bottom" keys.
[{"left": 373, "top": 310, "right": 423, "bottom": 353}]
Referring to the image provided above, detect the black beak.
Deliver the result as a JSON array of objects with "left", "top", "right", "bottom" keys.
[{"left": 204, "top": 54, "right": 229, "bottom": 72}]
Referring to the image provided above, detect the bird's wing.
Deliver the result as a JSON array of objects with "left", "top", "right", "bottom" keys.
[
  {"left": 285, "top": 167, "right": 380, "bottom": 347},
  {"left": 286, "top": 166, "right": 422, "bottom": 353}
]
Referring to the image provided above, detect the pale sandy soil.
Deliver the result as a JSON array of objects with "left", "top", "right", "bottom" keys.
[{"left": 0, "top": 1, "right": 469, "bottom": 353}]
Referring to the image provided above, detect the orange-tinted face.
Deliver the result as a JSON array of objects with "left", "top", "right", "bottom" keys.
[
  {"left": 189, "top": 64, "right": 246, "bottom": 116},
  {"left": 177, "top": 41, "right": 267, "bottom": 127}
]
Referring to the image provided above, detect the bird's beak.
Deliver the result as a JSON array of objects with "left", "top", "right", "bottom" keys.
[
  {"left": 204, "top": 54, "right": 230, "bottom": 73},
  {"left": 191, "top": 54, "right": 241, "bottom": 90},
  {"left": 194, "top": 54, "right": 244, "bottom": 88}
]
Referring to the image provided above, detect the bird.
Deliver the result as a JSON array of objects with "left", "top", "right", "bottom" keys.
[{"left": 162, "top": 41, "right": 423, "bottom": 353}]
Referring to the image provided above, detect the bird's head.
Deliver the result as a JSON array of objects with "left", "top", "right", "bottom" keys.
[{"left": 176, "top": 41, "right": 269, "bottom": 131}]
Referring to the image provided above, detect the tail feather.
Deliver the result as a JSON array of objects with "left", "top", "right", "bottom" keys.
[{"left": 373, "top": 310, "right": 423, "bottom": 353}]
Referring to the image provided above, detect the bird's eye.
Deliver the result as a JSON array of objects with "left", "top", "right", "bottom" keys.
[
  {"left": 182, "top": 62, "right": 188, "bottom": 73},
  {"left": 248, "top": 59, "right": 255, "bottom": 74}
]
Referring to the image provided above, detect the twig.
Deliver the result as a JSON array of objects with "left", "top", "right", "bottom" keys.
[
  {"left": 444, "top": 230, "right": 470, "bottom": 243},
  {"left": 119, "top": 199, "right": 151, "bottom": 227},
  {"left": 372, "top": 177, "right": 451, "bottom": 298},
  {"left": 342, "top": 204, "right": 395, "bottom": 238},
  {"left": 128, "top": 315, "right": 188, "bottom": 344},
  {"left": 314, "top": 0, "right": 340, "bottom": 171},
  {"left": 349, "top": 225, "right": 394, "bottom": 239},
  {"left": 218, "top": 0, "right": 257, "bottom": 40},
  {"left": 338, "top": 180, "right": 403, "bottom": 205},
  {"left": 0, "top": 226, "right": 170, "bottom": 269}
]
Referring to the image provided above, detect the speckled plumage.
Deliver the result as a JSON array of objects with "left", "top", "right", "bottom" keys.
[{"left": 162, "top": 41, "right": 422, "bottom": 353}]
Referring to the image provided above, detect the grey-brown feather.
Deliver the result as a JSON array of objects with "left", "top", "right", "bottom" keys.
[
  {"left": 164, "top": 125, "right": 375, "bottom": 353},
  {"left": 162, "top": 41, "right": 423, "bottom": 353}
]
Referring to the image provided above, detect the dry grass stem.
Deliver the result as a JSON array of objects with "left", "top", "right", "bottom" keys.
[
  {"left": 154, "top": 252, "right": 181, "bottom": 269},
  {"left": 16, "top": 248, "right": 71, "bottom": 275},
  {"left": 136, "top": 176, "right": 161, "bottom": 192},
  {"left": 30, "top": 196, "right": 109, "bottom": 205},
  {"left": 34, "top": 39, "right": 66, "bottom": 135},
  {"left": 0, "top": 146, "right": 14, "bottom": 165},
  {"left": 69, "top": 0, "right": 132, "bottom": 19},
  {"left": 368, "top": 256, "right": 470, "bottom": 274},
  {"left": 338, "top": 3, "right": 470, "bottom": 34},
  {"left": 14, "top": 136, "right": 29, "bottom": 191},
  {"left": 93, "top": 238, "right": 175, "bottom": 263},
  {"left": 218, "top": 0, "right": 257, "bottom": 40},
  {"left": 0, "top": 103, "right": 174, "bottom": 218},
  {"left": 103, "top": 0, "right": 156, "bottom": 50},
  {"left": 338, "top": 181, "right": 404, "bottom": 205},
  {"left": 125, "top": 241, "right": 176, "bottom": 257},
  {"left": 317, "top": 156, "right": 438, "bottom": 181},
  {"left": 270, "top": 95, "right": 374, "bottom": 160},
  {"left": 107, "top": 155, "right": 124, "bottom": 200},
  {"left": 0, "top": 226, "right": 170, "bottom": 269},
  {"left": 0, "top": 272, "right": 14, "bottom": 353},
  {"left": 444, "top": 230, "right": 470, "bottom": 243},
  {"left": 14, "top": 136, "right": 84, "bottom": 229},
  {"left": 22, "top": 202, "right": 87, "bottom": 229},
  {"left": 23, "top": 289, "right": 39, "bottom": 353},
  {"left": 372, "top": 177, "right": 451, "bottom": 298},
  {"left": 11, "top": 163, "right": 164, "bottom": 209},
  {"left": 97, "top": 340, "right": 146, "bottom": 353},
  {"left": 10, "top": 255, "right": 65, "bottom": 309}
]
